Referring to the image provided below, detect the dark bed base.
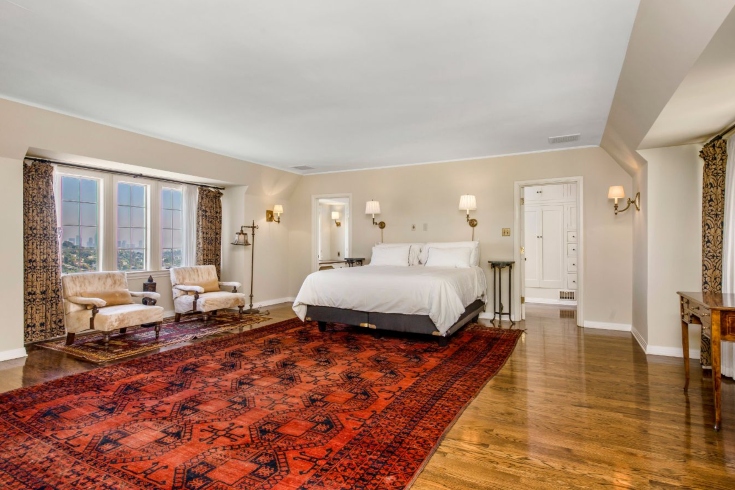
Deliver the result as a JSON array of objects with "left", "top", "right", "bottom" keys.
[{"left": 304, "top": 299, "right": 486, "bottom": 345}]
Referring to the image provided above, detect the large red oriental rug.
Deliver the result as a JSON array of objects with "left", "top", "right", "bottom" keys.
[{"left": 0, "top": 318, "right": 522, "bottom": 489}]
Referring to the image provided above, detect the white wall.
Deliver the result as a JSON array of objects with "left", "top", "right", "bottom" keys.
[
  {"left": 637, "top": 145, "right": 703, "bottom": 357},
  {"left": 329, "top": 205, "right": 346, "bottom": 259},
  {"left": 288, "top": 146, "right": 633, "bottom": 327},
  {"left": 221, "top": 188, "right": 292, "bottom": 307},
  {"left": 0, "top": 157, "right": 25, "bottom": 360},
  {"left": 632, "top": 162, "right": 648, "bottom": 346}
]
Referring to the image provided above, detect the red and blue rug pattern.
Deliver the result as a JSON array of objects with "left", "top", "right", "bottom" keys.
[{"left": 0, "top": 318, "right": 522, "bottom": 489}]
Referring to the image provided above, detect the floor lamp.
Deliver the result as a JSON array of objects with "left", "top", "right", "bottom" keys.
[{"left": 232, "top": 220, "right": 269, "bottom": 316}]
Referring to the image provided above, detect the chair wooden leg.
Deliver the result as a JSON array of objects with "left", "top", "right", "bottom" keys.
[
  {"left": 175, "top": 313, "right": 181, "bottom": 323},
  {"left": 65, "top": 332, "right": 75, "bottom": 345},
  {"left": 103, "top": 332, "right": 110, "bottom": 348},
  {"left": 211, "top": 310, "right": 218, "bottom": 316},
  {"left": 437, "top": 336, "right": 449, "bottom": 347},
  {"left": 155, "top": 322, "right": 161, "bottom": 339},
  {"left": 119, "top": 327, "right": 127, "bottom": 334}
]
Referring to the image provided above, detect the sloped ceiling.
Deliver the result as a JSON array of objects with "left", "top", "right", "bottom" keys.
[
  {"left": 640, "top": 6, "right": 735, "bottom": 149},
  {"left": 600, "top": 0, "right": 735, "bottom": 175},
  {"left": 0, "top": 0, "right": 638, "bottom": 173}
]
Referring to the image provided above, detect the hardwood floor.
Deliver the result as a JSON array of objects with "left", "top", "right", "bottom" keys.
[{"left": 1, "top": 303, "right": 734, "bottom": 488}]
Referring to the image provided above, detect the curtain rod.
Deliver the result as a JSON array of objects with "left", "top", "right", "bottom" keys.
[
  {"left": 25, "top": 157, "right": 225, "bottom": 191},
  {"left": 719, "top": 120, "right": 735, "bottom": 139}
]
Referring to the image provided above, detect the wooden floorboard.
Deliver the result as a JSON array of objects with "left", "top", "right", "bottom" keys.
[{"left": 1, "top": 303, "right": 734, "bottom": 488}]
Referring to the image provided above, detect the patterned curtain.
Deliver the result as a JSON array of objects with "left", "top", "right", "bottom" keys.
[
  {"left": 23, "top": 160, "right": 65, "bottom": 343},
  {"left": 196, "top": 187, "right": 223, "bottom": 278},
  {"left": 699, "top": 137, "right": 728, "bottom": 368}
]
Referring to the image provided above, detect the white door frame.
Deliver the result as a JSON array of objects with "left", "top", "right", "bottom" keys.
[
  {"left": 513, "top": 177, "right": 584, "bottom": 326},
  {"left": 311, "top": 193, "right": 353, "bottom": 273}
]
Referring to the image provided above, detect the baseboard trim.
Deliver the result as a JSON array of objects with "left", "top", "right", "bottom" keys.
[
  {"left": 583, "top": 321, "right": 631, "bottom": 332},
  {"left": 0, "top": 347, "right": 27, "bottom": 362},
  {"left": 646, "top": 345, "right": 700, "bottom": 359},
  {"left": 478, "top": 312, "right": 520, "bottom": 322},
  {"left": 254, "top": 297, "right": 295, "bottom": 308},
  {"left": 525, "top": 298, "right": 577, "bottom": 306}
]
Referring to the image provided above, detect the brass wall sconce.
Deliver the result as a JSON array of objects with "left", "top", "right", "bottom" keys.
[
  {"left": 608, "top": 186, "right": 640, "bottom": 215},
  {"left": 366, "top": 200, "right": 385, "bottom": 241},
  {"left": 332, "top": 211, "right": 341, "bottom": 227},
  {"left": 266, "top": 204, "right": 283, "bottom": 223},
  {"left": 365, "top": 200, "right": 385, "bottom": 229},
  {"left": 459, "top": 194, "right": 478, "bottom": 239}
]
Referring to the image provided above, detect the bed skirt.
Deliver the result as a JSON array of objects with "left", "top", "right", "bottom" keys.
[{"left": 305, "top": 299, "right": 486, "bottom": 339}]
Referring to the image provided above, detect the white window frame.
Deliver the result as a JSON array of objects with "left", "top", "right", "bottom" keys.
[
  {"left": 55, "top": 167, "right": 106, "bottom": 273},
  {"left": 159, "top": 184, "right": 184, "bottom": 270},
  {"left": 54, "top": 166, "right": 190, "bottom": 275}
]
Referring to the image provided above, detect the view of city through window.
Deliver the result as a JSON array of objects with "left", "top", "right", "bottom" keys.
[
  {"left": 161, "top": 187, "right": 183, "bottom": 269},
  {"left": 59, "top": 174, "right": 185, "bottom": 274},
  {"left": 61, "top": 176, "right": 99, "bottom": 273},
  {"left": 117, "top": 182, "right": 147, "bottom": 271}
]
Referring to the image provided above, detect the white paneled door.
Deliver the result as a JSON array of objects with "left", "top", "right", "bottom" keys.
[
  {"left": 524, "top": 206, "right": 540, "bottom": 288},
  {"left": 525, "top": 204, "right": 565, "bottom": 290}
]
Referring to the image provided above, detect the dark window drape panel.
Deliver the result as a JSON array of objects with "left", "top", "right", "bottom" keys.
[
  {"left": 699, "top": 137, "right": 728, "bottom": 368},
  {"left": 195, "top": 187, "right": 223, "bottom": 278},
  {"left": 23, "top": 160, "right": 65, "bottom": 343}
]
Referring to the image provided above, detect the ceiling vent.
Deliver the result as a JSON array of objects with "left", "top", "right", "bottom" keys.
[
  {"left": 548, "top": 134, "right": 581, "bottom": 144},
  {"left": 291, "top": 165, "right": 315, "bottom": 171}
]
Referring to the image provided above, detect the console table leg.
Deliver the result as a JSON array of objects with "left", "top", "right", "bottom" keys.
[
  {"left": 712, "top": 310, "right": 722, "bottom": 431},
  {"left": 681, "top": 319, "right": 690, "bottom": 391}
]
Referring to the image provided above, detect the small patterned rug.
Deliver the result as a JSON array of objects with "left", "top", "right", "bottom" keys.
[
  {"left": 35, "top": 313, "right": 270, "bottom": 363},
  {"left": 0, "top": 319, "right": 521, "bottom": 489}
]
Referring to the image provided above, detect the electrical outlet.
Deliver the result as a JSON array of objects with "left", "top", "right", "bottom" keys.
[
  {"left": 411, "top": 224, "right": 416, "bottom": 231},
  {"left": 502, "top": 228, "right": 511, "bottom": 237}
]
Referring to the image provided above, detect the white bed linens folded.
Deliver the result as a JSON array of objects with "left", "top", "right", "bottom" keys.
[{"left": 293, "top": 265, "right": 487, "bottom": 334}]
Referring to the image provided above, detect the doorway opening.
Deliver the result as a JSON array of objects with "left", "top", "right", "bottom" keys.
[
  {"left": 513, "top": 177, "right": 583, "bottom": 326},
  {"left": 311, "top": 195, "right": 352, "bottom": 272}
]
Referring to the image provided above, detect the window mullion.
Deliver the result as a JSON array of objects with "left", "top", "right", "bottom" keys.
[
  {"left": 104, "top": 174, "right": 115, "bottom": 271},
  {"left": 149, "top": 182, "right": 161, "bottom": 271}
]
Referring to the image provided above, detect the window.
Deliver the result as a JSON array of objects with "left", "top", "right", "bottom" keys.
[
  {"left": 116, "top": 182, "right": 147, "bottom": 271},
  {"left": 60, "top": 176, "right": 100, "bottom": 273},
  {"left": 54, "top": 166, "right": 191, "bottom": 274},
  {"left": 161, "top": 187, "right": 183, "bottom": 269}
]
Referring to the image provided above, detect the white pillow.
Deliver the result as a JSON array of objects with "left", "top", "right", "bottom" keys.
[
  {"left": 369, "top": 245, "right": 411, "bottom": 266},
  {"left": 420, "top": 241, "right": 480, "bottom": 266},
  {"left": 424, "top": 247, "right": 472, "bottom": 268},
  {"left": 375, "top": 242, "right": 424, "bottom": 266}
]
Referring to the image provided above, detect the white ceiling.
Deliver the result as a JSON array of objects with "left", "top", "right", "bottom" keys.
[
  {"left": 640, "top": 6, "right": 735, "bottom": 149},
  {"left": 0, "top": 0, "right": 639, "bottom": 174}
]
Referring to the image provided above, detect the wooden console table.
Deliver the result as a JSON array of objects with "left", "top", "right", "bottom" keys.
[{"left": 678, "top": 291, "right": 735, "bottom": 430}]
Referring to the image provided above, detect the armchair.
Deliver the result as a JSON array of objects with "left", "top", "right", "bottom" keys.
[
  {"left": 170, "top": 265, "right": 246, "bottom": 322},
  {"left": 61, "top": 271, "right": 165, "bottom": 347}
]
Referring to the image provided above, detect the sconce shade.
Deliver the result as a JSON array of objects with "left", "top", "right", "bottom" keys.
[
  {"left": 331, "top": 211, "right": 340, "bottom": 220},
  {"left": 365, "top": 200, "right": 381, "bottom": 215},
  {"left": 273, "top": 204, "right": 284, "bottom": 215},
  {"left": 459, "top": 194, "right": 477, "bottom": 211},
  {"left": 608, "top": 186, "right": 625, "bottom": 200}
]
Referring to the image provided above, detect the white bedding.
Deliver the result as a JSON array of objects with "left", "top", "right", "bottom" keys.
[{"left": 292, "top": 266, "right": 487, "bottom": 334}]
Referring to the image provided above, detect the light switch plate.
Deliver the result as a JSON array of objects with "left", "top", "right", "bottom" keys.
[{"left": 502, "top": 228, "right": 511, "bottom": 236}]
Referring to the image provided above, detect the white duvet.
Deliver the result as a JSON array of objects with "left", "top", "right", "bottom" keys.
[{"left": 292, "top": 266, "right": 487, "bottom": 334}]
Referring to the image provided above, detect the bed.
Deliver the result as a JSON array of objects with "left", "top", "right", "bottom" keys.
[{"left": 293, "top": 242, "right": 487, "bottom": 344}]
